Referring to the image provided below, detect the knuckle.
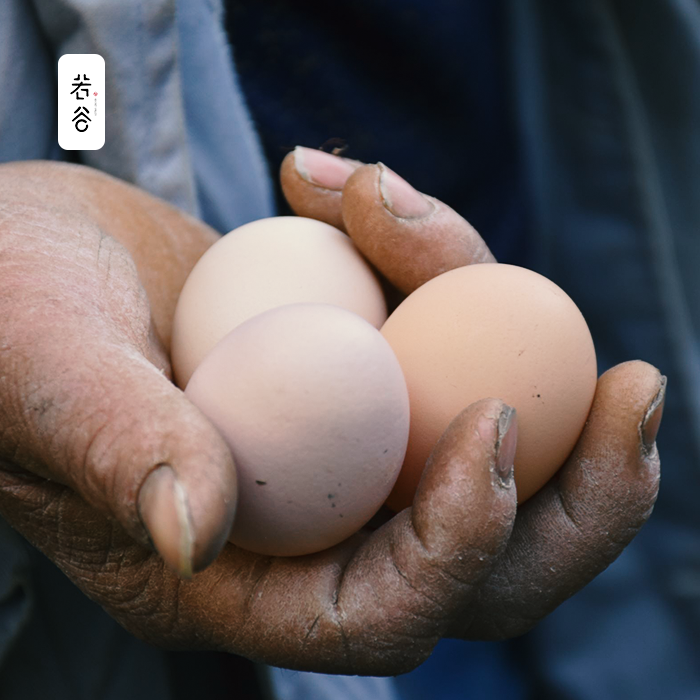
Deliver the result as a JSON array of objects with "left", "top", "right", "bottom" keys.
[
  {"left": 0, "top": 472, "right": 185, "bottom": 647},
  {"left": 332, "top": 597, "right": 440, "bottom": 675},
  {"left": 90, "top": 552, "right": 183, "bottom": 645},
  {"left": 337, "top": 613, "right": 433, "bottom": 675},
  {"left": 68, "top": 546, "right": 184, "bottom": 648}
]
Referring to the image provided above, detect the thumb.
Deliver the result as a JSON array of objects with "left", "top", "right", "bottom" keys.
[{"left": 1, "top": 333, "right": 237, "bottom": 578}]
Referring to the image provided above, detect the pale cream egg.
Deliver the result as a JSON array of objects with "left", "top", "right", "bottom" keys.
[{"left": 171, "top": 216, "right": 387, "bottom": 388}]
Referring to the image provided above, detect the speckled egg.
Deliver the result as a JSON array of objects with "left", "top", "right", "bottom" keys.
[
  {"left": 381, "top": 263, "right": 597, "bottom": 511},
  {"left": 185, "top": 303, "right": 410, "bottom": 556}
]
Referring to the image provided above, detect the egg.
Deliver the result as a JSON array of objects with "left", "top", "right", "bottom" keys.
[
  {"left": 171, "top": 216, "right": 387, "bottom": 387},
  {"left": 381, "top": 263, "right": 597, "bottom": 511},
  {"left": 185, "top": 303, "right": 410, "bottom": 557}
]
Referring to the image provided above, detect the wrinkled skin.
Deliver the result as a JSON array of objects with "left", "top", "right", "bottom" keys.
[{"left": 0, "top": 156, "right": 663, "bottom": 675}]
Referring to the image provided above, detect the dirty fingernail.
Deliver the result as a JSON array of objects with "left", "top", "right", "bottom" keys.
[
  {"left": 379, "top": 163, "right": 434, "bottom": 219},
  {"left": 138, "top": 464, "right": 194, "bottom": 579},
  {"left": 495, "top": 406, "right": 518, "bottom": 486},
  {"left": 294, "top": 146, "right": 359, "bottom": 190},
  {"left": 642, "top": 376, "right": 667, "bottom": 453}
]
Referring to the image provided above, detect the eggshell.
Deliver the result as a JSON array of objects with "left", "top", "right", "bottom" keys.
[
  {"left": 171, "top": 216, "right": 387, "bottom": 387},
  {"left": 381, "top": 263, "right": 597, "bottom": 510},
  {"left": 185, "top": 303, "right": 410, "bottom": 556}
]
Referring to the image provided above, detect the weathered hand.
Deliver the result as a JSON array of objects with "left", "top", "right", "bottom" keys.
[
  {"left": 0, "top": 157, "right": 662, "bottom": 677},
  {"left": 281, "top": 146, "right": 665, "bottom": 641},
  {"left": 0, "top": 160, "right": 238, "bottom": 577}
]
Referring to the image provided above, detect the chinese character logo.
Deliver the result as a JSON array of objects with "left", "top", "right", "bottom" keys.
[
  {"left": 70, "top": 73, "right": 92, "bottom": 131},
  {"left": 71, "top": 73, "right": 91, "bottom": 100},
  {"left": 58, "top": 55, "right": 104, "bottom": 150},
  {"left": 72, "top": 105, "right": 91, "bottom": 132}
]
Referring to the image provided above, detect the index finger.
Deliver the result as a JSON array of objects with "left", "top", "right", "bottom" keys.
[
  {"left": 280, "top": 148, "right": 495, "bottom": 294},
  {"left": 341, "top": 164, "right": 495, "bottom": 294}
]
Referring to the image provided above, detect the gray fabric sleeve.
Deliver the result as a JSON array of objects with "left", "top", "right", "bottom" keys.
[{"left": 2, "top": 0, "right": 275, "bottom": 231}]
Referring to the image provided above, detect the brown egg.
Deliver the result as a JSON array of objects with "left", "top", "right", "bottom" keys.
[{"left": 381, "top": 263, "right": 597, "bottom": 511}]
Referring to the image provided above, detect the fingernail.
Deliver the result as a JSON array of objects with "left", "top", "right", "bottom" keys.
[
  {"left": 642, "top": 376, "right": 667, "bottom": 453},
  {"left": 378, "top": 163, "right": 434, "bottom": 219},
  {"left": 294, "top": 146, "right": 359, "bottom": 190},
  {"left": 138, "top": 465, "right": 194, "bottom": 579},
  {"left": 495, "top": 406, "right": 517, "bottom": 486}
]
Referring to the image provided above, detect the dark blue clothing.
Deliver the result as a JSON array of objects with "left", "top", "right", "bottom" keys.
[{"left": 225, "top": 0, "right": 532, "bottom": 268}]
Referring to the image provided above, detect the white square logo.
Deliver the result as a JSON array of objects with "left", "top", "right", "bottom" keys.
[{"left": 58, "top": 54, "right": 105, "bottom": 151}]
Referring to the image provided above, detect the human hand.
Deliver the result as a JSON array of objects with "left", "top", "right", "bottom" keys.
[
  {"left": 280, "top": 146, "right": 665, "bottom": 642},
  {"left": 0, "top": 157, "right": 663, "bottom": 677},
  {"left": 0, "top": 160, "right": 238, "bottom": 578}
]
